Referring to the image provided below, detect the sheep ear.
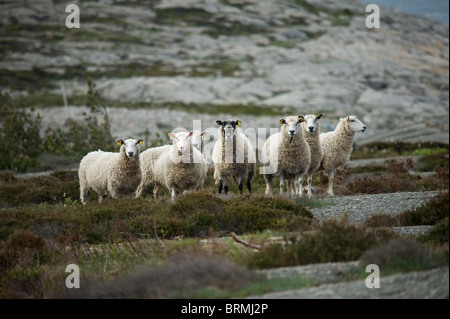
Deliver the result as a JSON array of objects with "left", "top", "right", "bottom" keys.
[
  {"left": 316, "top": 113, "right": 324, "bottom": 119},
  {"left": 201, "top": 132, "right": 207, "bottom": 139},
  {"left": 137, "top": 139, "right": 144, "bottom": 145},
  {"left": 168, "top": 133, "right": 176, "bottom": 140},
  {"left": 188, "top": 131, "right": 194, "bottom": 137},
  {"left": 298, "top": 115, "right": 305, "bottom": 123},
  {"left": 117, "top": 139, "right": 124, "bottom": 146},
  {"left": 347, "top": 116, "right": 350, "bottom": 122},
  {"left": 216, "top": 120, "right": 223, "bottom": 126},
  {"left": 279, "top": 119, "right": 286, "bottom": 125},
  {"left": 236, "top": 120, "right": 241, "bottom": 126}
]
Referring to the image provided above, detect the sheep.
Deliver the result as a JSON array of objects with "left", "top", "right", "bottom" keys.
[
  {"left": 190, "top": 130, "right": 207, "bottom": 153},
  {"left": 135, "top": 144, "right": 171, "bottom": 198},
  {"left": 261, "top": 115, "right": 311, "bottom": 196},
  {"left": 79, "top": 138, "right": 143, "bottom": 204},
  {"left": 153, "top": 131, "right": 207, "bottom": 200},
  {"left": 299, "top": 113, "right": 324, "bottom": 198},
  {"left": 136, "top": 131, "right": 208, "bottom": 198},
  {"left": 319, "top": 115, "right": 366, "bottom": 196},
  {"left": 212, "top": 120, "right": 256, "bottom": 195}
]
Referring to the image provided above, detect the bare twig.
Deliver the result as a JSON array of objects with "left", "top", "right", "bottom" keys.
[
  {"left": 154, "top": 214, "right": 165, "bottom": 249},
  {"left": 230, "top": 232, "right": 261, "bottom": 250},
  {"left": 103, "top": 231, "right": 112, "bottom": 273}
]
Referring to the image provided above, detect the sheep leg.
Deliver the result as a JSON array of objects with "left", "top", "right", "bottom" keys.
[
  {"left": 171, "top": 188, "right": 177, "bottom": 200},
  {"left": 307, "top": 173, "right": 313, "bottom": 198},
  {"left": 98, "top": 194, "right": 104, "bottom": 203},
  {"left": 247, "top": 170, "right": 254, "bottom": 194},
  {"left": 327, "top": 170, "right": 335, "bottom": 196},
  {"left": 218, "top": 179, "right": 223, "bottom": 194},
  {"left": 279, "top": 175, "right": 285, "bottom": 196},
  {"left": 298, "top": 174, "right": 304, "bottom": 197},
  {"left": 222, "top": 176, "right": 229, "bottom": 195},
  {"left": 287, "top": 179, "right": 293, "bottom": 197},
  {"left": 135, "top": 184, "right": 144, "bottom": 198},
  {"left": 80, "top": 186, "right": 90, "bottom": 205},
  {"left": 238, "top": 176, "right": 244, "bottom": 194},
  {"left": 264, "top": 174, "right": 274, "bottom": 195},
  {"left": 153, "top": 184, "right": 161, "bottom": 201}
]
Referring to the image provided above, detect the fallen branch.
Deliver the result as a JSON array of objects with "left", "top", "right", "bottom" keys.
[{"left": 230, "top": 232, "right": 261, "bottom": 250}]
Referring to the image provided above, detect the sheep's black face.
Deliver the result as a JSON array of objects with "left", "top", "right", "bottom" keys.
[{"left": 216, "top": 120, "right": 240, "bottom": 141}]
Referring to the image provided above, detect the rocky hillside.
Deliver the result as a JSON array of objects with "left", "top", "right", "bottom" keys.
[{"left": 1, "top": 0, "right": 448, "bottom": 145}]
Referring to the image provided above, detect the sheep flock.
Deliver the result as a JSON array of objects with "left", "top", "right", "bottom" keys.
[{"left": 78, "top": 115, "right": 366, "bottom": 203}]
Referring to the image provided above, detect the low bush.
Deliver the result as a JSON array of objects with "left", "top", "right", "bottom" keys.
[
  {"left": 247, "top": 217, "right": 395, "bottom": 269},
  {"left": 359, "top": 238, "right": 447, "bottom": 275},
  {"left": 0, "top": 170, "right": 79, "bottom": 207}
]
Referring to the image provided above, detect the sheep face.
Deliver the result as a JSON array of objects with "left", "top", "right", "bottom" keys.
[
  {"left": 279, "top": 116, "right": 305, "bottom": 137},
  {"left": 345, "top": 116, "right": 367, "bottom": 133},
  {"left": 190, "top": 131, "right": 206, "bottom": 151},
  {"left": 303, "top": 113, "right": 324, "bottom": 133},
  {"left": 117, "top": 138, "right": 143, "bottom": 158},
  {"left": 169, "top": 131, "right": 193, "bottom": 154},
  {"left": 216, "top": 120, "right": 241, "bottom": 141}
]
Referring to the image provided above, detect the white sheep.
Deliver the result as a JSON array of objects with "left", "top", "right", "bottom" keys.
[
  {"left": 212, "top": 120, "right": 256, "bottom": 195},
  {"left": 261, "top": 115, "right": 311, "bottom": 196},
  {"left": 319, "top": 115, "right": 366, "bottom": 196},
  {"left": 79, "top": 138, "right": 143, "bottom": 204},
  {"left": 299, "top": 113, "right": 324, "bottom": 198},
  {"left": 190, "top": 130, "right": 207, "bottom": 153},
  {"left": 135, "top": 144, "right": 171, "bottom": 199},
  {"left": 153, "top": 131, "right": 208, "bottom": 200}
]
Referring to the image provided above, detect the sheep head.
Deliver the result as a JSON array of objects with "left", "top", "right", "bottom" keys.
[
  {"left": 342, "top": 115, "right": 366, "bottom": 133},
  {"left": 279, "top": 116, "right": 304, "bottom": 138},
  {"left": 190, "top": 130, "right": 207, "bottom": 151},
  {"left": 216, "top": 120, "right": 241, "bottom": 141},
  {"left": 117, "top": 138, "right": 143, "bottom": 158},
  {"left": 303, "top": 113, "right": 324, "bottom": 133},
  {"left": 168, "top": 131, "right": 193, "bottom": 154}
]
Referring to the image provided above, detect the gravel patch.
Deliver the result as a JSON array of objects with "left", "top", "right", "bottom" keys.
[{"left": 310, "top": 191, "right": 440, "bottom": 224}]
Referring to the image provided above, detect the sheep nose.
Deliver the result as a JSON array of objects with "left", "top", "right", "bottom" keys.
[
  {"left": 289, "top": 130, "right": 295, "bottom": 135},
  {"left": 128, "top": 152, "right": 134, "bottom": 157},
  {"left": 362, "top": 126, "right": 367, "bottom": 131},
  {"left": 308, "top": 126, "right": 314, "bottom": 132}
]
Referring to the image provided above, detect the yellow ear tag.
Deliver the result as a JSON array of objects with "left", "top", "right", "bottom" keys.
[
  {"left": 117, "top": 141, "right": 122, "bottom": 146},
  {"left": 139, "top": 140, "right": 144, "bottom": 145},
  {"left": 237, "top": 121, "right": 241, "bottom": 126},
  {"left": 279, "top": 120, "right": 284, "bottom": 125}
]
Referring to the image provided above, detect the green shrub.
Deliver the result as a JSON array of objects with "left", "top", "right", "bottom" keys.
[
  {"left": 0, "top": 92, "right": 42, "bottom": 172},
  {"left": 360, "top": 238, "right": 447, "bottom": 275},
  {"left": 43, "top": 79, "right": 114, "bottom": 159},
  {"left": 418, "top": 218, "right": 449, "bottom": 245},
  {"left": 247, "top": 217, "right": 395, "bottom": 269},
  {"left": 0, "top": 170, "right": 79, "bottom": 207},
  {"left": 397, "top": 191, "right": 449, "bottom": 226}
]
